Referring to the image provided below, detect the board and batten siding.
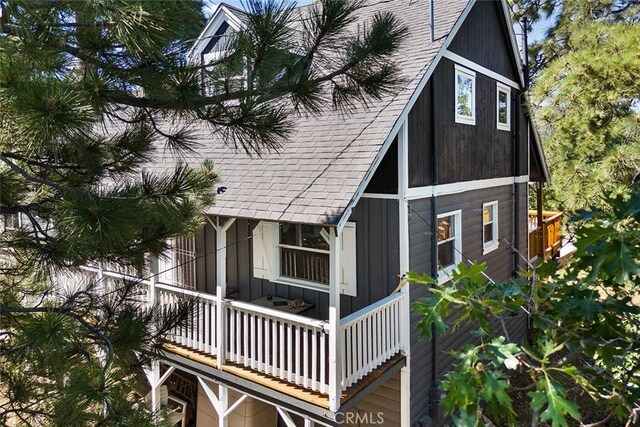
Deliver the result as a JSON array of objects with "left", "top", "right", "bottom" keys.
[
  {"left": 408, "top": 184, "right": 529, "bottom": 425},
  {"left": 194, "top": 197, "right": 400, "bottom": 320},
  {"left": 408, "top": 0, "right": 530, "bottom": 187},
  {"left": 447, "top": 0, "right": 521, "bottom": 84}
]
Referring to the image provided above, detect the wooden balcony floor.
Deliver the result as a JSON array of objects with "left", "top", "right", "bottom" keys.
[{"left": 162, "top": 343, "right": 404, "bottom": 409}]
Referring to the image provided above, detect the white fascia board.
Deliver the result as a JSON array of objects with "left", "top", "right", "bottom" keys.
[
  {"left": 445, "top": 50, "right": 520, "bottom": 89},
  {"left": 335, "top": 0, "right": 478, "bottom": 233},
  {"left": 499, "top": 0, "right": 526, "bottom": 88}
]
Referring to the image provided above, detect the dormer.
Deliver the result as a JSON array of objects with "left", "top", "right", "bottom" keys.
[{"left": 187, "top": 3, "right": 246, "bottom": 66}]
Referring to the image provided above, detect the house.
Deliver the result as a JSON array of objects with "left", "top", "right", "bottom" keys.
[{"left": 81, "top": 0, "right": 551, "bottom": 426}]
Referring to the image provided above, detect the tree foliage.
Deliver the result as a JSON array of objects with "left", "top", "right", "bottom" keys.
[
  {"left": 510, "top": 0, "right": 640, "bottom": 212},
  {"left": 0, "top": 0, "right": 407, "bottom": 424},
  {"left": 411, "top": 187, "right": 640, "bottom": 426}
]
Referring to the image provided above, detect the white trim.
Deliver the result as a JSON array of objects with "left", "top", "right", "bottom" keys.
[
  {"left": 444, "top": 50, "right": 520, "bottom": 89},
  {"left": 361, "top": 193, "right": 399, "bottom": 200},
  {"left": 335, "top": 0, "right": 479, "bottom": 233},
  {"left": 327, "top": 231, "right": 341, "bottom": 411},
  {"left": 406, "top": 175, "right": 529, "bottom": 200},
  {"left": 397, "top": 120, "right": 411, "bottom": 426},
  {"left": 496, "top": 82, "right": 511, "bottom": 131},
  {"left": 436, "top": 210, "right": 462, "bottom": 285},
  {"left": 454, "top": 64, "right": 476, "bottom": 126},
  {"left": 482, "top": 201, "right": 499, "bottom": 255},
  {"left": 498, "top": 0, "right": 527, "bottom": 88}
]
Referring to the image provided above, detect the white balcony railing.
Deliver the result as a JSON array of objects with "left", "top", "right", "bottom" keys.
[
  {"left": 340, "top": 292, "right": 404, "bottom": 390},
  {"left": 86, "top": 262, "right": 408, "bottom": 406}
]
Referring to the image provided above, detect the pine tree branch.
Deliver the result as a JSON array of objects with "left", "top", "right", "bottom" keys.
[
  {"left": 0, "top": 305, "right": 114, "bottom": 385},
  {"left": 0, "top": 154, "right": 65, "bottom": 193}
]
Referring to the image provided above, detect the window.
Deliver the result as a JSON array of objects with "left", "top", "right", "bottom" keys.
[
  {"left": 482, "top": 201, "right": 499, "bottom": 254},
  {"left": 437, "top": 210, "right": 462, "bottom": 284},
  {"left": 496, "top": 83, "right": 511, "bottom": 131},
  {"left": 279, "top": 224, "right": 330, "bottom": 285},
  {"left": 454, "top": 65, "right": 476, "bottom": 125},
  {"left": 252, "top": 221, "right": 357, "bottom": 295}
]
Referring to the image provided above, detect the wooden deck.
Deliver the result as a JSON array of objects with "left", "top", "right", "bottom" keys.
[
  {"left": 163, "top": 343, "right": 405, "bottom": 409},
  {"left": 528, "top": 210, "right": 563, "bottom": 260}
]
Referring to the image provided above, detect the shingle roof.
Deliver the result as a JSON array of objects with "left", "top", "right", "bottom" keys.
[{"left": 146, "top": 0, "right": 470, "bottom": 225}]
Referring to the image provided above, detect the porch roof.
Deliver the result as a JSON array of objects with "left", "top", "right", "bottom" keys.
[{"left": 144, "top": 0, "right": 470, "bottom": 225}]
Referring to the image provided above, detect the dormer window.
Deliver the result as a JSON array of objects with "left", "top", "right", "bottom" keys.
[{"left": 454, "top": 65, "right": 476, "bottom": 125}]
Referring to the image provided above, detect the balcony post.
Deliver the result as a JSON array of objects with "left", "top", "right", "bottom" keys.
[
  {"left": 397, "top": 119, "right": 412, "bottom": 426},
  {"left": 212, "top": 217, "right": 235, "bottom": 369},
  {"left": 536, "top": 182, "right": 544, "bottom": 259},
  {"left": 328, "top": 230, "right": 342, "bottom": 412},
  {"left": 148, "top": 256, "right": 158, "bottom": 306}
]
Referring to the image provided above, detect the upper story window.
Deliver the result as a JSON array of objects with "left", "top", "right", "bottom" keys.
[
  {"left": 279, "top": 224, "right": 330, "bottom": 284},
  {"left": 437, "top": 210, "right": 462, "bottom": 283},
  {"left": 252, "top": 221, "right": 357, "bottom": 296},
  {"left": 482, "top": 201, "right": 499, "bottom": 254},
  {"left": 454, "top": 65, "right": 476, "bottom": 125},
  {"left": 496, "top": 83, "right": 511, "bottom": 131}
]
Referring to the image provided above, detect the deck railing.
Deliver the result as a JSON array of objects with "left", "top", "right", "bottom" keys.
[
  {"left": 339, "top": 292, "right": 404, "bottom": 390},
  {"left": 81, "top": 262, "right": 407, "bottom": 404},
  {"left": 528, "top": 210, "right": 563, "bottom": 260},
  {"left": 226, "top": 300, "right": 330, "bottom": 393},
  {"left": 157, "top": 283, "right": 217, "bottom": 354}
]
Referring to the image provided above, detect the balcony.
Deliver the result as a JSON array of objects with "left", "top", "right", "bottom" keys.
[
  {"left": 528, "top": 210, "right": 563, "bottom": 261},
  {"left": 89, "top": 260, "right": 408, "bottom": 412}
]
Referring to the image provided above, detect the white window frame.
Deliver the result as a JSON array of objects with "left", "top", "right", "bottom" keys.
[
  {"left": 436, "top": 210, "right": 462, "bottom": 284},
  {"left": 277, "top": 224, "right": 332, "bottom": 290},
  {"left": 482, "top": 201, "right": 499, "bottom": 254},
  {"left": 496, "top": 83, "right": 511, "bottom": 131},
  {"left": 252, "top": 221, "right": 357, "bottom": 296},
  {"left": 454, "top": 65, "right": 476, "bottom": 126}
]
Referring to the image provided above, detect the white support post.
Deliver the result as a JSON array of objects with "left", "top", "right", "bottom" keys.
[
  {"left": 218, "top": 384, "right": 228, "bottom": 427},
  {"left": 149, "top": 256, "right": 158, "bottom": 306},
  {"left": 198, "top": 377, "right": 221, "bottom": 415},
  {"left": 150, "top": 360, "right": 161, "bottom": 415},
  {"left": 276, "top": 408, "right": 297, "bottom": 427},
  {"left": 397, "top": 120, "right": 412, "bottom": 426},
  {"left": 211, "top": 217, "right": 236, "bottom": 368},
  {"left": 328, "top": 230, "right": 342, "bottom": 412}
]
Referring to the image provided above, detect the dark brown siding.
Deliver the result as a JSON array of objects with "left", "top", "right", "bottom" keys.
[
  {"left": 195, "top": 222, "right": 216, "bottom": 294},
  {"left": 408, "top": 197, "right": 434, "bottom": 424},
  {"left": 433, "top": 59, "right": 515, "bottom": 184},
  {"left": 364, "top": 138, "right": 398, "bottom": 194},
  {"left": 407, "top": 57, "right": 527, "bottom": 187},
  {"left": 408, "top": 82, "right": 433, "bottom": 187},
  {"left": 448, "top": 0, "right": 520, "bottom": 83},
  {"left": 408, "top": 185, "right": 529, "bottom": 425},
  {"left": 198, "top": 198, "right": 400, "bottom": 321}
]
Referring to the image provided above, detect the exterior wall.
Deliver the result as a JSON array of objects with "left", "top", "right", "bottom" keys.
[
  {"left": 364, "top": 138, "right": 398, "bottom": 194},
  {"left": 407, "top": 2, "right": 529, "bottom": 187},
  {"left": 342, "top": 371, "right": 402, "bottom": 426},
  {"left": 447, "top": 0, "right": 520, "bottom": 83},
  {"left": 196, "top": 381, "right": 276, "bottom": 427},
  {"left": 408, "top": 184, "right": 529, "bottom": 425},
  {"left": 194, "top": 197, "right": 400, "bottom": 320}
]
